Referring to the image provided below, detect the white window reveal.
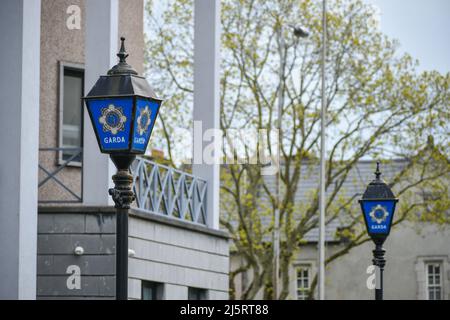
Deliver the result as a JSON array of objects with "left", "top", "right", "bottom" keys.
[
  {"left": 426, "top": 262, "right": 443, "bottom": 300},
  {"left": 296, "top": 266, "right": 311, "bottom": 300},
  {"left": 141, "top": 281, "right": 164, "bottom": 300}
]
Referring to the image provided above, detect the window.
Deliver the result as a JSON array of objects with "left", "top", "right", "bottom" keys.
[
  {"left": 59, "top": 62, "right": 84, "bottom": 163},
  {"left": 296, "top": 266, "right": 311, "bottom": 300},
  {"left": 141, "top": 281, "right": 163, "bottom": 300},
  {"left": 426, "top": 262, "right": 443, "bottom": 300},
  {"left": 188, "top": 287, "right": 207, "bottom": 300}
]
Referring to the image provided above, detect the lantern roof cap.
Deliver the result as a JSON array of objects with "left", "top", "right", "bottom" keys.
[
  {"left": 107, "top": 37, "right": 138, "bottom": 76},
  {"left": 361, "top": 161, "right": 396, "bottom": 200},
  {"left": 85, "top": 74, "right": 159, "bottom": 99},
  {"left": 84, "top": 37, "right": 160, "bottom": 101}
]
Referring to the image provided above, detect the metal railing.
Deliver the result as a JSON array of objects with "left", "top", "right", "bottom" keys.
[
  {"left": 131, "top": 157, "right": 208, "bottom": 225},
  {"left": 37, "top": 150, "right": 208, "bottom": 225},
  {"left": 38, "top": 147, "right": 83, "bottom": 203}
]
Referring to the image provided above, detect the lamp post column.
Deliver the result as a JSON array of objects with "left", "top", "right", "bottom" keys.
[
  {"left": 109, "top": 155, "right": 136, "bottom": 300},
  {"left": 359, "top": 162, "right": 398, "bottom": 300},
  {"left": 372, "top": 243, "right": 386, "bottom": 300},
  {"left": 83, "top": 36, "right": 162, "bottom": 300}
]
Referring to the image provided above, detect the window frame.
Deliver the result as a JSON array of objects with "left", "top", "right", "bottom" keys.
[
  {"left": 296, "top": 264, "right": 312, "bottom": 300},
  {"left": 425, "top": 261, "right": 443, "bottom": 300},
  {"left": 141, "top": 280, "right": 164, "bottom": 300},
  {"left": 58, "top": 61, "right": 85, "bottom": 167},
  {"left": 188, "top": 287, "right": 208, "bottom": 300}
]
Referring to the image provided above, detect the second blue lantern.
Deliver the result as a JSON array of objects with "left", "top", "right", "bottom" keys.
[{"left": 359, "top": 162, "right": 398, "bottom": 244}]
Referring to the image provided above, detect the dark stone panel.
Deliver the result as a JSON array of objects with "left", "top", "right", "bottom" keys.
[
  {"left": 38, "top": 234, "right": 116, "bottom": 255},
  {"left": 37, "top": 255, "right": 115, "bottom": 276},
  {"left": 85, "top": 213, "right": 116, "bottom": 234},
  {"left": 37, "top": 275, "right": 115, "bottom": 297},
  {"left": 38, "top": 296, "right": 115, "bottom": 300},
  {"left": 38, "top": 213, "right": 85, "bottom": 234}
]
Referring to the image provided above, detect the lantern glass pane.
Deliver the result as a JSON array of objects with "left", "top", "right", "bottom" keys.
[
  {"left": 131, "top": 98, "right": 161, "bottom": 153},
  {"left": 87, "top": 97, "right": 133, "bottom": 152},
  {"left": 361, "top": 200, "right": 396, "bottom": 235}
]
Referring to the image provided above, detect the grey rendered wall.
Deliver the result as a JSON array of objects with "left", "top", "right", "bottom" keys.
[
  {"left": 231, "top": 222, "right": 450, "bottom": 300},
  {"left": 37, "top": 206, "right": 229, "bottom": 300},
  {"left": 38, "top": 0, "right": 144, "bottom": 202},
  {"left": 320, "top": 222, "right": 450, "bottom": 300},
  {"left": 39, "top": 0, "right": 85, "bottom": 202}
]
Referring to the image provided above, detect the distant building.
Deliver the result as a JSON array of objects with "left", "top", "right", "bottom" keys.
[
  {"left": 230, "top": 159, "right": 450, "bottom": 300},
  {"left": 0, "top": 0, "right": 227, "bottom": 300}
]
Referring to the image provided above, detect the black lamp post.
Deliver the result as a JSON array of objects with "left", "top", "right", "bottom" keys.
[
  {"left": 83, "top": 37, "right": 162, "bottom": 300},
  {"left": 359, "top": 162, "right": 398, "bottom": 300}
]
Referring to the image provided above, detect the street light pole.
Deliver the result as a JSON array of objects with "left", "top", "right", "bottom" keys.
[
  {"left": 273, "top": 21, "right": 286, "bottom": 300},
  {"left": 372, "top": 242, "right": 386, "bottom": 300},
  {"left": 273, "top": 20, "right": 309, "bottom": 300},
  {"left": 359, "top": 162, "right": 398, "bottom": 301},
  {"left": 318, "top": 0, "right": 327, "bottom": 301}
]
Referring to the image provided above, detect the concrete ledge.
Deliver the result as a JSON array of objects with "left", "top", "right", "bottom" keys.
[
  {"left": 38, "top": 205, "right": 229, "bottom": 240},
  {"left": 39, "top": 205, "right": 116, "bottom": 214}
]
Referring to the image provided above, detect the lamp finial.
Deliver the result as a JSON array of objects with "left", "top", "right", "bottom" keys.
[
  {"left": 117, "top": 37, "right": 129, "bottom": 63},
  {"left": 107, "top": 36, "right": 137, "bottom": 75},
  {"left": 375, "top": 161, "right": 381, "bottom": 180}
]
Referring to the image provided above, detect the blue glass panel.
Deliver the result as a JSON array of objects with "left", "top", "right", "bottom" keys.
[
  {"left": 87, "top": 98, "right": 133, "bottom": 151},
  {"left": 131, "top": 98, "right": 160, "bottom": 152},
  {"left": 362, "top": 200, "right": 396, "bottom": 235}
]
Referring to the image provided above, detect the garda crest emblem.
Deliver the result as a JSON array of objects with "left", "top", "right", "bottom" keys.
[
  {"left": 136, "top": 105, "right": 152, "bottom": 136},
  {"left": 369, "top": 204, "right": 389, "bottom": 224},
  {"left": 99, "top": 104, "right": 127, "bottom": 135}
]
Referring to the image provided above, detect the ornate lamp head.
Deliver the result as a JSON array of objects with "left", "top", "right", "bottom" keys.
[
  {"left": 359, "top": 162, "right": 398, "bottom": 244},
  {"left": 83, "top": 37, "right": 162, "bottom": 157}
]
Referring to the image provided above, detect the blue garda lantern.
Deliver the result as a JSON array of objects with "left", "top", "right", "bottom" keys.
[
  {"left": 359, "top": 161, "right": 398, "bottom": 300},
  {"left": 359, "top": 162, "right": 398, "bottom": 244},
  {"left": 84, "top": 37, "right": 162, "bottom": 158}
]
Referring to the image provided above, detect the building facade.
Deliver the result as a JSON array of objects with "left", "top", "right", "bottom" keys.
[
  {"left": 0, "top": 0, "right": 227, "bottom": 300},
  {"left": 37, "top": 206, "right": 228, "bottom": 299}
]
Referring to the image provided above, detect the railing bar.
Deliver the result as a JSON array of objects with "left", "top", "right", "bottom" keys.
[
  {"left": 193, "top": 181, "right": 202, "bottom": 222},
  {"left": 156, "top": 169, "right": 170, "bottom": 214},
  {"left": 152, "top": 166, "right": 158, "bottom": 212},
  {"left": 137, "top": 158, "right": 207, "bottom": 182},
  {"left": 197, "top": 183, "right": 208, "bottom": 223},
  {"left": 137, "top": 161, "right": 144, "bottom": 207},
  {"left": 140, "top": 164, "right": 154, "bottom": 211},
  {"left": 166, "top": 170, "right": 172, "bottom": 216},
  {"left": 140, "top": 163, "right": 151, "bottom": 210},
  {"left": 178, "top": 174, "right": 186, "bottom": 217},
  {"left": 181, "top": 177, "right": 195, "bottom": 220},
  {"left": 169, "top": 173, "right": 184, "bottom": 217}
]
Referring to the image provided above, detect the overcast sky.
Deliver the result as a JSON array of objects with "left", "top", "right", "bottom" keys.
[{"left": 364, "top": 0, "right": 450, "bottom": 73}]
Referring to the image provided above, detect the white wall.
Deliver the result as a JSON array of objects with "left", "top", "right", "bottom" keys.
[
  {"left": 128, "top": 213, "right": 229, "bottom": 299},
  {"left": 193, "top": 0, "right": 221, "bottom": 230},
  {"left": 83, "top": 0, "right": 119, "bottom": 205},
  {"left": 0, "top": 0, "right": 41, "bottom": 299}
]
